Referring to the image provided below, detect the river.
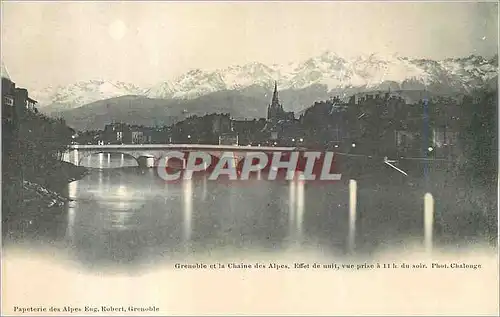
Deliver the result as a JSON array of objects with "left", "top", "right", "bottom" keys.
[{"left": 2, "top": 153, "right": 496, "bottom": 271}]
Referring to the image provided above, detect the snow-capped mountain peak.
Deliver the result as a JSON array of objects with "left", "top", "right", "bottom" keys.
[
  {"left": 32, "top": 80, "right": 147, "bottom": 109},
  {"left": 32, "top": 52, "right": 498, "bottom": 110}
]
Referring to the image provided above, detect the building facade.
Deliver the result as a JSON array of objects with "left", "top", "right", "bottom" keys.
[
  {"left": 263, "top": 82, "right": 297, "bottom": 145},
  {"left": 267, "top": 82, "right": 294, "bottom": 123},
  {"left": 2, "top": 77, "right": 38, "bottom": 126},
  {"left": 2, "top": 70, "right": 39, "bottom": 208},
  {"left": 102, "top": 122, "right": 132, "bottom": 144},
  {"left": 171, "top": 113, "right": 232, "bottom": 144}
]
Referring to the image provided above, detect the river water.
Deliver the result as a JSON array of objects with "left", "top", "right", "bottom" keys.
[{"left": 2, "top": 153, "right": 496, "bottom": 271}]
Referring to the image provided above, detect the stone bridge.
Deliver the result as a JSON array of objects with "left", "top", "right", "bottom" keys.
[{"left": 63, "top": 144, "right": 298, "bottom": 168}]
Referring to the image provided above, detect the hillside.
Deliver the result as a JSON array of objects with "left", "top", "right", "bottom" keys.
[
  {"left": 49, "top": 84, "right": 485, "bottom": 132},
  {"left": 34, "top": 52, "right": 498, "bottom": 112},
  {"left": 39, "top": 52, "right": 497, "bottom": 132}
]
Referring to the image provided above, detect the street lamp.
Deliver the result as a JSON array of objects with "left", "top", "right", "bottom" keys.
[
  {"left": 352, "top": 142, "right": 356, "bottom": 148},
  {"left": 187, "top": 135, "right": 191, "bottom": 139},
  {"left": 299, "top": 138, "right": 304, "bottom": 142}
]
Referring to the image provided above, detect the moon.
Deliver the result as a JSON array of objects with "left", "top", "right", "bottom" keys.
[{"left": 108, "top": 20, "right": 127, "bottom": 41}]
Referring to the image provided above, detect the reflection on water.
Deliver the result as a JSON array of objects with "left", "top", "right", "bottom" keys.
[
  {"left": 288, "top": 177, "right": 305, "bottom": 244},
  {"left": 61, "top": 168, "right": 313, "bottom": 267},
  {"left": 4, "top": 154, "right": 496, "bottom": 269},
  {"left": 183, "top": 178, "right": 192, "bottom": 243}
]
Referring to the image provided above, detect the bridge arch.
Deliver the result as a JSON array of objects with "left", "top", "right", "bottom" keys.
[
  {"left": 65, "top": 149, "right": 185, "bottom": 169},
  {"left": 64, "top": 144, "right": 298, "bottom": 170},
  {"left": 63, "top": 150, "right": 145, "bottom": 168}
]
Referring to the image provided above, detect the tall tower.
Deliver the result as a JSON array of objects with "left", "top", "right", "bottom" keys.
[
  {"left": 267, "top": 81, "right": 283, "bottom": 121},
  {"left": 272, "top": 81, "right": 280, "bottom": 106}
]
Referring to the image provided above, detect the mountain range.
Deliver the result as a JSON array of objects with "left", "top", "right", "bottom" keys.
[{"left": 32, "top": 52, "right": 498, "bottom": 131}]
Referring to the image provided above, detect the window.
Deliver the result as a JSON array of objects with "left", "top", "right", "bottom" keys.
[
  {"left": 4, "top": 96, "right": 13, "bottom": 106},
  {"left": 25, "top": 101, "right": 36, "bottom": 111},
  {"left": 447, "top": 132, "right": 458, "bottom": 145}
]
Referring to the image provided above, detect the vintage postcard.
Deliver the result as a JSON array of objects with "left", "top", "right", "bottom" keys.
[{"left": 1, "top": 0, "right": 499, "bottom": 315}]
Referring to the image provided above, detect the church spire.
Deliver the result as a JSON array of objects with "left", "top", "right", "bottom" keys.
[{"left": 272, "top": 81, "right": 279, "bottom": 105}]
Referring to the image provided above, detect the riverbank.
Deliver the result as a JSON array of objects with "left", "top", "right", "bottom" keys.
[
  {"left": 2, "top": 161, "right": 89, "bottom": 218},
  {"left": 28, "top": 160, "right": 89, "bottom": 194}
]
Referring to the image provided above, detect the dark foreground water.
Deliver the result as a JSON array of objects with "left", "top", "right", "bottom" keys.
[{"left": 2, "top": 154, "right": 497, "bottom": 271}]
